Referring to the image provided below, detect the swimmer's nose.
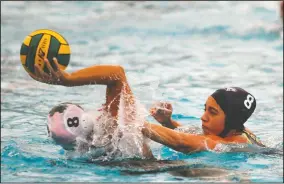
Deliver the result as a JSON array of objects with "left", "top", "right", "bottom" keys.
[{"left": 201, "top": 112, "right": 208, "bottom": 123}]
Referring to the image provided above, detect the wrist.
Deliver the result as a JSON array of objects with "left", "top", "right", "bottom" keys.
[
  {"left": 61, "top": 72, "right": 73, "bottom": 86},
  {"left": 160, "top": 118, "right": 173, "bottom": 126}
]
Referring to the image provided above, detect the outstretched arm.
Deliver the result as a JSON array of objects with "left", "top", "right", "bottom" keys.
[
  {"left": 142, "top": 122, "right": 235, "bottom": 153},
  {"left": 31, "top": 57, "right": 132, "bottom": 117}
]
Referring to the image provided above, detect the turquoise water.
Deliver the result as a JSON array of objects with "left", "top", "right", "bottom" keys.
[{"left": 1, "top": 1, "right": 283, "bottom": 182}]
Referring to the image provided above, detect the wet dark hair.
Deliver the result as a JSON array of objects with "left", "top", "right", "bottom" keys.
[
  {"left": 48, "top": 102, "right": 83, "bottom": 116},
  {"left": 211, "top": 87, "right": 256, "bottom": 137}
]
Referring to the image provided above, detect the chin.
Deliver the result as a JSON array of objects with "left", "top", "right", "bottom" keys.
[
  {"left": 202, "top": 129, "right": 209, "bottom": 135},
  {"left": 203, "top": 131, "right": 210, "bottom": 135},
  {"left": 202, "top": 126, "right": 210, "bottom": 135}
]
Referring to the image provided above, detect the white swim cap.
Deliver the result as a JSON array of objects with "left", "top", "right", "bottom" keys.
[{"left": 47, "top": 103, "right": 94, "bottom": 149}]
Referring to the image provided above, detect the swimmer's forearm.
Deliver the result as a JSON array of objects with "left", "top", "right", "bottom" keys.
[
  {"left": 142, "top": 122, "right": 219, "bottom": 153},
  {"left": 65, "top": 65, "right": 127, "bottom": 86}
]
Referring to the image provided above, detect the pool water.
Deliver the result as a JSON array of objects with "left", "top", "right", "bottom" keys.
[{"left": 1, "top": 1, "right": 283, "bottom": 182}]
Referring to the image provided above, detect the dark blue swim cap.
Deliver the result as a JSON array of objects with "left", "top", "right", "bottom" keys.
[{"left": 211, "top": 87, "right": 256, "bottom": 137}]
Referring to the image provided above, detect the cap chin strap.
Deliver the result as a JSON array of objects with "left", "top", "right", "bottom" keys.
[
  {"left": 218, "top": 118, "right": 245, "bottom": 138},
  {"left": 218, "top": 119, "right": 231, "bottom": 138}
]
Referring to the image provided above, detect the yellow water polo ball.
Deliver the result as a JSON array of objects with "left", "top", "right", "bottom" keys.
[{"left": 20, "top": 29, "right": 71, "bottom": 75}]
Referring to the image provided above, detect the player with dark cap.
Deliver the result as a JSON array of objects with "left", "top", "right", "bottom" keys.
[{"left": 143, "top": 87, "right": 265, "bottom": 153}]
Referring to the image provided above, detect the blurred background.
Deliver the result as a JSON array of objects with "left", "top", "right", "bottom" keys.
[{"left": 1, "top": 1, "right": 283, "bottom": 182}]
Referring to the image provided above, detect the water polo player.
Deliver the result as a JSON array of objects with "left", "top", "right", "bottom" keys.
[
  {"left": 31, "top": 57, "right": 153, "bottom": 159},
  {"left": 31, "top": 57, "right": 264, "bottom": 156},
  {"left": 143, "top": 87, "right": 265, "bottom": 153}
]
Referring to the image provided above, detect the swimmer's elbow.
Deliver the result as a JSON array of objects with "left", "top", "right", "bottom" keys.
[
  {"left": 115, "top": 65, "right": 126, "bottom": 80},
  {"left": 115, "top": 65, "right": 125, "bottom": 72}
]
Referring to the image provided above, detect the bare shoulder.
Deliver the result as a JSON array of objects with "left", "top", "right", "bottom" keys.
[
  {"left": 223, "top": 135, "right": 249, "bottom": 144},
  {"left": 205, "top": 134, "right": 248, "bottom": 144}
]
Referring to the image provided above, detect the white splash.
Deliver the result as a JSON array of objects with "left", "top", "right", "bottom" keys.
[
  {"left": 212, "top": 142, "right": 283, "bottom": 155},
  {"left": 73, "top": 85, "right": 151, "bottom": 161},
  {"left": 108, "top": 88, "right": 150, "bottom": 159}
]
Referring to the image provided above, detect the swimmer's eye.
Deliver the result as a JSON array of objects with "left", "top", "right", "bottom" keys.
[
  {"left": 209, "top": 109, "right": 218, "bottom": 115},
  {"left": 207, "top": 107, "right": 218, "bottom": 115}
]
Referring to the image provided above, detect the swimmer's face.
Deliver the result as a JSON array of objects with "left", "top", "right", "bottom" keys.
[
  {"left": 201, "top": 96, "right": 226, "bottom": 136},
  {"left": 47, "top": 103, "right": 94, "bottom": 150}
]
